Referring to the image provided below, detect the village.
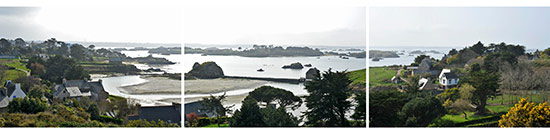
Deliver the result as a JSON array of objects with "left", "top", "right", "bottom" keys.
[
  {"left": 370, "top": 41, "right": 550, "bottom": 127},
  {"left": 0, "top": 38, "right": 181, "bottom": 127}
]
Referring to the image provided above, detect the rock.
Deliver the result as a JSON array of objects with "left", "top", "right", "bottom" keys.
[
  {"left": 282, "top": 62, "right": 304, "bottom": 69},
  {"left": 192, "top": 62, "right": 200, "bottom": 69},
  {"left": 186, "top": 61, "right": 224, "bottom": 79},
  {"left": 305, "top": 68, "right": 320, "bottom": 79}
]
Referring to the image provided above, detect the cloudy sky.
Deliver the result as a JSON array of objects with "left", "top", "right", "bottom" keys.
[
  {"left": 184, "top": 7, "right": 366, "bottom": 47},
  {"left": 370, "top": 7, "right": 550, "bottom": 49},
  {"left": 0, "top": 7, "right": 181, "bottom": 43}
]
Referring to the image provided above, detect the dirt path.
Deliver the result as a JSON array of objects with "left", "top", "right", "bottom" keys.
[{"left": 15, "top": 68, "right": 29, "bottom": 76}]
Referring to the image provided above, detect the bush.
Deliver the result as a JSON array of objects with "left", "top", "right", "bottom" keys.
[
  {"left": 126, "top": 119, "right": 179, "bottom": 127},
  {"left": 98, "top": 115, "right": 123, "bottom": 125},
  {"left": 499, "top": 98, "right": 550, "bottom": 127},
  {"left": 197, "top": 117, "right": 212, "bottom": 127},
  {"left": 8, "top": 97, "right": 49, "bottom": 114}
]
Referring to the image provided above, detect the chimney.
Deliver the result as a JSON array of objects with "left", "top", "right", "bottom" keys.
[{"left": 62, "top": 78, "right": 67, "bottom": 84}]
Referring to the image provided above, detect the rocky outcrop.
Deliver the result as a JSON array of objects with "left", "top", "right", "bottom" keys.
[
  {"left": 186, "top": 61, "right": 224, "bottom": 79},
  {"left": 305, "top": 68, "right": 320, "bottom": 79},
  {"left": 282, "top": 62, "right": 304, "bottom": 69},
  {"left": 125, "top": 55, "right": 175, "bottom": 64}
]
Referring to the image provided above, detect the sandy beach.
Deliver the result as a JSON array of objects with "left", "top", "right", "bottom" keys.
[
  {"left": 184, "top": 78, "right": 268, "bottom": 94},
  {"left": 119, "top": 76, "right": 181, "bottom": 95}
]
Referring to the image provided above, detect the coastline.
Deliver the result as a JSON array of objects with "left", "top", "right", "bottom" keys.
[
  {"left": 184, "top": 78, "right": 268, "bottom": 95},
  {"left": 118, "top": 76, "right": 181, "bottom": 95}
]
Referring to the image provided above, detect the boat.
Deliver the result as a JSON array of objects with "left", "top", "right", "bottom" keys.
[
  {"left": 372, "top": 57, "right": 381, "bottom": 61},
  {"left": 257, "top": 68, "right": 264, "bottom": 72},
  {"left": 201, "top": 54, "right": 207, "bottom": 56},
  {"left": 304, "top": 64, "right": 312, "bottom": 67},
  {"left": 341, "top": 56, "right": 349, "bottom": 59}
]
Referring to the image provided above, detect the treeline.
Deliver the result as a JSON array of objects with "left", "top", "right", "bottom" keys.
[{"left": 186, "top": 70, "right": 366, "bottom": 127}]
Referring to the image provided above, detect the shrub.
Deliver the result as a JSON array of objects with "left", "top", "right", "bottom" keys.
[{"left": 499, "top": 98, "right": 550, "bottom": 127}]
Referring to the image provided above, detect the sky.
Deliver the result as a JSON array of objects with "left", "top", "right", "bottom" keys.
[
  {"left": 0, "top": 7, "right": 182, "bottom": 44},
  {"left": 184, "top": 7, "right": 366, "bottom": 47},
  {"left": 370, "top": 7, "right": 550, "bottom": 49}
]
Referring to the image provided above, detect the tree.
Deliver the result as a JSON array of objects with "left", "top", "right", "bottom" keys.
[
  {"left": 470, "top": 41, "right": 486, "bottom": 55},
  {"left": 463, "top": 63, "right": 500, "bottom": 115},
  {"left": 448, "top": 49, "right": 458, "bottom": 56},
  {"left": 450, "top": 99, "right": 476, "bottom": 120},
  {"left": 352, "top": 90, "right": 366, "bottom": 124},
  {"left": 230, "top": 98, "right": 264, "bottom": 127},
  {"left": 70, "top": 44, "right": 89, "bottom": 61},
  {"left": 27, "top": 85, "right": 48, "bottom": 99},
  {"left": 29, "top": 63, "right": 45, "bottom": 76},
  {"left": 304, "top": 69, "right": 352, "bottom": 126},
  {"left": 401, "top": 96, "right": 446, "bottom": 127},
  {"left": 14, "top": 76, "right": 41, "bottom": 92},
  {"left": 43, "top": 55, "right": 90, "bottom": 83},
  {"left": 246, "top": 86, "right": 302, "bottom": 109},
  {"left": 413, "top": 55, "right": 430, "bottom": 66},
  {"left": 499, "top": 98, "right": 550, "bottom": 127},
  {"left": 186, "top": 112, "right": 199, "bottom": 127},
  {"left": 369, "top": 90, "right": 408, "bottom": 127},
  {"left": 199, "top": 92, "right": 234, "bottom": 127},
  {"left": 260, "top": 106, "right": 299, "bottom": 127},
  {"left": 87, "top": 104, "right": 100, "bottom": 120},
  {"left": 8, "top": 97, "right": 49, "bottom": 114}
]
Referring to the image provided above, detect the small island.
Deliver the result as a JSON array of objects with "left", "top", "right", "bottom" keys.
[{"left": 369, "top": 50, "right": 399, "bottom": 58}]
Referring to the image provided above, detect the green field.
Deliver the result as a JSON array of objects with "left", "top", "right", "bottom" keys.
[
  {"left": 348, "top": 69, "right": 366, "bottom": 84},
  {"left": 1, "top": 59, "right": 30, "bottom": 72},
  {"left": 369, "top": 67, "right": 398, "bottom": 87},
  {"left": 0, "top": 58, "right": 28, "bottom": 85}
]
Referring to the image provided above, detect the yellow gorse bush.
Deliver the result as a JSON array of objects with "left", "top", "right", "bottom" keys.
[{"left": 499, "top": 98, "right": 550, "bottom": 127}]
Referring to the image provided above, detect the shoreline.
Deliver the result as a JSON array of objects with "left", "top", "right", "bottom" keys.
[
  {"left": 184, "top": 78, "right": 268, "bottom": 95},
  {"left": 118, "top": 76, "right": 181, "bottom": 95}
]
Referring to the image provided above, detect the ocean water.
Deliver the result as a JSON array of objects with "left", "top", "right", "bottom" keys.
[
  {"left": 121, "top": 50, "right": 182, "bottom": 74},
  {"left": 183, "top": 54, "right": 366, "bottom": 79},
  {"left": 183, "top": 53, "right": 366, "bottom": 117},
  {"left": 369, "top": 46, "right": 459, "bottom": 67}
]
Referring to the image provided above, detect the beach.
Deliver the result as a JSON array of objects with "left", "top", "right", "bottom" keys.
[
  {"left": 119, "top": 76, "right": 181, "bottom": 95},
  {"left": 184, "top": 78, "right": 268, "bottom": 95}
]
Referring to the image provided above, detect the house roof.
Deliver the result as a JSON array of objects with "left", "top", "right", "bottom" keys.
[
  {"left": 184, "top": 101, "right": 215, "bottom": 118},
  {"left": 0, "top": 90, "right": 9, "bottom": 108},
  {"left": 443, "top": 72, "right": 459, "bottom": 79},
  {"left": 65, "top": 87, "right": 91, "bottom": 97},
  {"left": 128, "top": 104, "right": 182, "bottom": 125},
  {"left": 109, "top": 57, "right": 122, "bottom": 61}
]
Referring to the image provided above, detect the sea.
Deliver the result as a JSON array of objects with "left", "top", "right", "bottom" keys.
[
  {"left": 369, "top": 46, "right": 460, "bottom": 67},
  {"left": 183, "top": 46, "right": 366, "bottom": 117}
]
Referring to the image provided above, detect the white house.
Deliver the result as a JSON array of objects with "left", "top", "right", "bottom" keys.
[
  {"left": 439, "top": 69, "right": 460, "bottom": 89},
  {"left": 9, "top": 84, "right": 26, "bottom": 101}
]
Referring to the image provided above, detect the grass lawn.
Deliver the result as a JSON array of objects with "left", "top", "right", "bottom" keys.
[
  {"left": 369, "top": 67, "right": 398, "bottom": 87},
  {"left": 488, "top": 92, "right": 548, "bottom": 105},
  {"left": 435, "top": 104, "right": 513, "bottom": 127},
  {"left": 1, "top": 58, "right": 30, "bottom": 72},
  {"left": 348, "top": 69, "right": 366, "bottom": 84},
  {"left": 1, "top": 70, "right": 26, "bottom": 85},
  {"left": 201, "top": 123, "right": 229, "bottom": 127}
]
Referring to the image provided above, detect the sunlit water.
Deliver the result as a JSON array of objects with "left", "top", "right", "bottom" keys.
[
  {"left": 183, "top": 54, "right": 366, "bottom": 79},
  {"left": 121, "top": 50, "right": 182, "bottom": 74},
  {"left": 369, "top": 46, "right": 458, "bottom": 67}
]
